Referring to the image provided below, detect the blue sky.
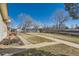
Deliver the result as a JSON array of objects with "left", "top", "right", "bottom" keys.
[{"left": 8, "top": 3, "right": 79, "bottom": 28}]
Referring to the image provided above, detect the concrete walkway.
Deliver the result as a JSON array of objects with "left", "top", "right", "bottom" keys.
[
  {"left": 0, "top": 41, "right": 60, "bottom": 56},
  {"left": 16, "top": 42, "right": 60, "bottom": 49},
  {"left": 1, "top": 33, "right": 79, "bottom": 56},
  {"left": 0, "top": 41, "right": 60, "bottom": 49},
  {"left": 28, "top": 33, "right": 79, "bottom": 49},
  {"left": 17, "top": 35, "right": 31, "bottom": 45},
  {"left": 1, "top": 33, "right": 79, "bottom": 55},
  {"left": 1, "top": 33, "right": 79, "bottom": 49}
]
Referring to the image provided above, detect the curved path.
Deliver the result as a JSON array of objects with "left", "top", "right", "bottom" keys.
[
  {"left": 1, "top": 33, "right": 79, "bottom": 55},
  {"left": 0, "top": 33, "right": 79, "bottom": 49},
  {"left": 0, "top": 42, "right": 60, "bottom": 49},
  {"left": 17, "top": 35, "right": 31, "bottom": 45},
  {"left": 28, "top": 33, "right": 79, "bottom": 49}
]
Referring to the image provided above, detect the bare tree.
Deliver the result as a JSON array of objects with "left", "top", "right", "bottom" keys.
[
  {"left": 18, "top": 13, "right": 33, "bottom": 32},
  {"left": 31, "top": 20, "right": 44, "bottom": 32},
  {"left": 17, "top": 13, "right": 47, "bottom": 33},
  {"left": 51, "top": 9, "right": 69, "bottom": 31}
]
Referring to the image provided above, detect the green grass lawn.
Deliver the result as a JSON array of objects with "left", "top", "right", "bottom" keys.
[
  {"left": 19, "top": 33, "right": 53, "bottom": 44},
  {"left": 37, "top": 44, "right": 79, "bottom": 56},
  {"left": 39, "top": 33, "right": 79, "bottom": 44}
]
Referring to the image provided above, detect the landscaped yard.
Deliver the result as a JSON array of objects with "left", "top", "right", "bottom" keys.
[
  {"left": 37, "top": 44, "right": 79, "bottom": 56},
  {"left": 12, "top": 44, "right": 79, "bottom": 56},
  {"left": 13, "top": 49, "right": 54, "bottom": 56},
  {"left": 19, "top": 33, "right": 53, "bottom": 44},
  {"left": 17, "top": 33, "right": 79, "bottom": 56},
  {"left": 38, "top": 33, "right": 79, "bottom": 44}
]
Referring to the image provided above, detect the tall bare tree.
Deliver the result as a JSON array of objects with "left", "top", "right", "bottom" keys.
[
  {"left": 51, "top": 9, "right": 69, "bottom": 31},
  {"left": 18, "top": 13, "right": 33, "bottom": 32}
]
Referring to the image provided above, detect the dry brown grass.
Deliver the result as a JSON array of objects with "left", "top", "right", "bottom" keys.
[
  {"left": 39, "top": 33, "right": 79, "bottom": 44},
  {"left": 37, "top": 44, "right": 79, "bottom": 56},
  {"left": 19, "top": 33, "right": 53, "bottom": 44},
  {"left": 27, "top": 36, "right": 53, "bottom": 44}
]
